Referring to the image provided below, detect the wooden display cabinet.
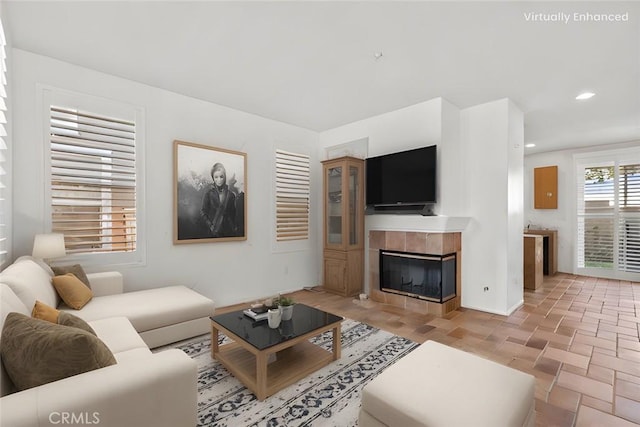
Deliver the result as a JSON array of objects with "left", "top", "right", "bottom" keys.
[{"left": 322, "top": 156, "right": 364, "bottom": 297}]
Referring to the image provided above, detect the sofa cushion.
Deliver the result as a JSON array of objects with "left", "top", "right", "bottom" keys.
[
  {"left": 32, "top": 300, "right": 60, "bottom": 323},
  {"left": 88, "top": 317, "right": 149, "bottom": 355},
  {"left": 0, "top": 259, "right": 59, "bottom": 310},
  {"left": 61, "top": 286, "right": 215, "bottom": 333},
  {"left": 15, "top": 255, "right": 55, "bottom": 277},
  {"left": 52, "top": 264, "right": 91, "bottom": 288},
  {"left": 52, "top": 274, "right": 93, "bottom": 309},
  {"left": 0, "top": 313, "right": 116, "bottom": 391},
  {"left": 1, "top": 284, "right": 30, "bottom": 320},
  {"left": 112, "top": 347, "right": 153, "bottom": 364}
]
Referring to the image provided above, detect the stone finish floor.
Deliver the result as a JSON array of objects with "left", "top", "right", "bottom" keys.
[{"left": 285, "top": 273, "right": 640, "bottom": 426}]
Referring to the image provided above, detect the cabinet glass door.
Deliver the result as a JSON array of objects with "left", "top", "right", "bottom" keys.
[
  {"left": 349, "top": 165, "right": 359, "bottom": 245},
  {"left": 327, "top": 166, "right": 342, "bottom": 245}
]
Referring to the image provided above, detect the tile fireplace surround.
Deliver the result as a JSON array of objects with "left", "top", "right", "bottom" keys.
[{"left": 369, "top": 230, "right": 462, "bottom": 316}]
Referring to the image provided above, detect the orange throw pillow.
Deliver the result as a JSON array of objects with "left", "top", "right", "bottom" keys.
[
  {"left": 51, "top": 274, "right": 93, "bottom": 310},
  {"left": 31, "top": 300, "right": 60, "bottom": 323}
]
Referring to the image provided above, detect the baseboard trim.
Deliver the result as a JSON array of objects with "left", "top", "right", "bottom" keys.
[{"left": 461, "top": 299, "right": 523, "bottom": 317}]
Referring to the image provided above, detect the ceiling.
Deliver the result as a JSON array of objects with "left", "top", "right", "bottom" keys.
[{"left": 5, "top": 1, "right": 640, "bottom": 154}]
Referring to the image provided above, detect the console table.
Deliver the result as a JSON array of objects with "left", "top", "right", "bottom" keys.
[
  {"left": 524, "top": 229, "right": 557, "bottom": 275},
  {"left": 523, "top": 235, "right": 543, "bottom": 290}
]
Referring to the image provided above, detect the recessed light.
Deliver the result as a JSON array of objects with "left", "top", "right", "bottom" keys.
[
  {"left": 576, "top": 92, "right": 595, "bottom": 100},
  {"left": 525, "top": 143, "right": 536, "bottom": 148}
]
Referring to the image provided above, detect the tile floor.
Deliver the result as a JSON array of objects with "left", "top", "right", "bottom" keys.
[{"left": 286, "top": 273, "right": 640, "bottom": 426}]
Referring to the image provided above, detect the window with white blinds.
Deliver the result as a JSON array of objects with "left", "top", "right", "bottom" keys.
[
  {"left": 618, "top": 164, "right": 640, "bottom": 273},
  {"left": 0, "top": 21, "right": 8, "bottom": 268},
  {"left": 577, "top": 165, "right": 615, "bottom": 269},
  {"left": 577, "top": 157, "right": 640, "bottom": 276},
  {"left": 49, "top": 106, "right": 137, "bottom": 255},
  {"left": 275, "top": 149, "right": 310, "bottom": 241}
]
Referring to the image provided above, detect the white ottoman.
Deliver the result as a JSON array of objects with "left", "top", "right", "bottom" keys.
[{"left": 359, "top": 340, "right": 536, "bottom": 427}]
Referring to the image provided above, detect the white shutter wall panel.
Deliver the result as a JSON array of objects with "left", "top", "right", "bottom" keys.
[
  {"left": 577, "top": 166, "right": 585, "bottom": 268},
  {"left": 276, "top": 150, "right": 310, "bottom": 241},
  {"left": 0, "top": 21, "right": 7, "bottom": 268},
  {"left": 577, "top": 165, "right": 615, "bottom": 269},
  {"left": 618, "top": 164, "right": 640, "bottom": 273},
  {"left": 50, "top": 106, "right": 136, "bottom": 254}
]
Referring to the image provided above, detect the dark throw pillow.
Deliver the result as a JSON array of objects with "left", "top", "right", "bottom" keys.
[
  {"left": 0, "top": 312, "right": 116, "bottom": 391},
  {"left": 57, "top": 311, "right": 96, "bottom": 336}
]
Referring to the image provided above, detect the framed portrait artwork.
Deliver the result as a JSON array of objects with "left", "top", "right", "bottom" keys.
[{"left": 174, "top": 140, "right": 247, "bottom": 243}]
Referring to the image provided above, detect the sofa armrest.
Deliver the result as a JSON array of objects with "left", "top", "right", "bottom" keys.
[
  {"left": 0, "top": 350, "right": 197, "bottom": 427},
  {"left": 86, "top": 272, "right": 124, "bottom": 296}
]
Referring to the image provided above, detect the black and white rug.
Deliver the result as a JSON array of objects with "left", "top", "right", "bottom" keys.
[{"left": 159, "top": 319, "right": 417, "bottom": 427}]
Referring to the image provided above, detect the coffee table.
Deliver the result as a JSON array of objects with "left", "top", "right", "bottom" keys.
[{"left": 210, "top": 304, "right": 343, "bottom": 400}]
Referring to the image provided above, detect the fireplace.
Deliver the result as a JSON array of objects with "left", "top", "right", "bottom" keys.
[
  {"left": 369, "top": 230, "right": 461, "bottom": 316},
  {"left": 379, "top": 250, "right": 456, "bottom": 303}
]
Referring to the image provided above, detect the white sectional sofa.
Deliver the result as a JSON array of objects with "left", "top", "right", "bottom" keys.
[{"left": 0, "top": 257, "right": 216, "bottom": 427}]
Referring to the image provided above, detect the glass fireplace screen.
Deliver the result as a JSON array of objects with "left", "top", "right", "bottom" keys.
[{"left": 380, "top": 250, "right": 456, "bottom": 303}]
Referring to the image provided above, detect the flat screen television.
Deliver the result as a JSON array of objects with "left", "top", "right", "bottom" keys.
[{"left": 366, "top": 145, "right": 436, "bottom": 207}]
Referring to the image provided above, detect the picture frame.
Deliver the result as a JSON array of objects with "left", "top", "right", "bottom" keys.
[{"left": 174, "top": 140, "right": 247, "bottom": 243}]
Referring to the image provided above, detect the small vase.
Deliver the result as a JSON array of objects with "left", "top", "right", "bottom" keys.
[
  {"left": 279, "top": 305, "right": 293, "bottom": 321},
  {"left": 267, "top": 308, "right": 281, "bottom": 328}
]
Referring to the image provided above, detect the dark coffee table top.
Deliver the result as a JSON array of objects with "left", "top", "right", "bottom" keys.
[{"left": 210, "top": 304, "right": 343, "bottom": 350}]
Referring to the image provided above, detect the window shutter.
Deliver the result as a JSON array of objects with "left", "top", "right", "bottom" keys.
[
  {"left": 618, "top": 164, "right": 640, "bottom": 273},
  {"left": 275, "top": 149, "right": 310, "bottom": 241},
  {"left": 0, "top": 22, "right": 7, "bottom": 268},
  {"left": 49, "top": 106, "right": 137, "bottom": 254},
  {"left": 577, "top": 166, "right": 615, "bottom": 269}
]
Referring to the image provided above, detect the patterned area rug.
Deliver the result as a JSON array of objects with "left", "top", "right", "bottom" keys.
[{"left": 159, "top": 319, "right": 417, "bottom": 427}]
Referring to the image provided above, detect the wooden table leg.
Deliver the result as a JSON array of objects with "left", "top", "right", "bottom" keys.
[
  {"left": 211, "top": 323, "right": 219, "bottom": 359},
  {"left": 256, "top": 352, "right": 268, "bottom": 400},
  {"left": 332, "top": 323, "right": 341, "bottom": 361}
]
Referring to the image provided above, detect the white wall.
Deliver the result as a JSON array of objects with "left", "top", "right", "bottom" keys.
[
  {"left": 524, "top": 139, "right": 640, "bottom": 274},
  {"left": 524, "top": 149, "right": 575, "bottom": 273},
  {"left": 440, "top": 99, "right": 464, "bottom": 215},
  {"left": 506, "top": 101, "right": 524, "bottom": 311},
  {"left": 460, "top": 99, "right": 524, "bottom": 315},
  {"left": 318, "top": 98, "right": 464, "bottom": 216},
  {"left": 12, "top": 49, "right": 320, "bottom": 306}
]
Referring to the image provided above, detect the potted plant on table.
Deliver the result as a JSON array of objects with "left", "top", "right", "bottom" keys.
[
  {"left": 262, "top": 297, "right": 278, "bottom": 311},
  {"left": 277, "top": 296, "right": 295, "bottom": 321}
]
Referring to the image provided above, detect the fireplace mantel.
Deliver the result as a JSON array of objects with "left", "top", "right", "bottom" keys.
[{"left": 366, "top": 215, "right": 471, "bottom": 233}]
